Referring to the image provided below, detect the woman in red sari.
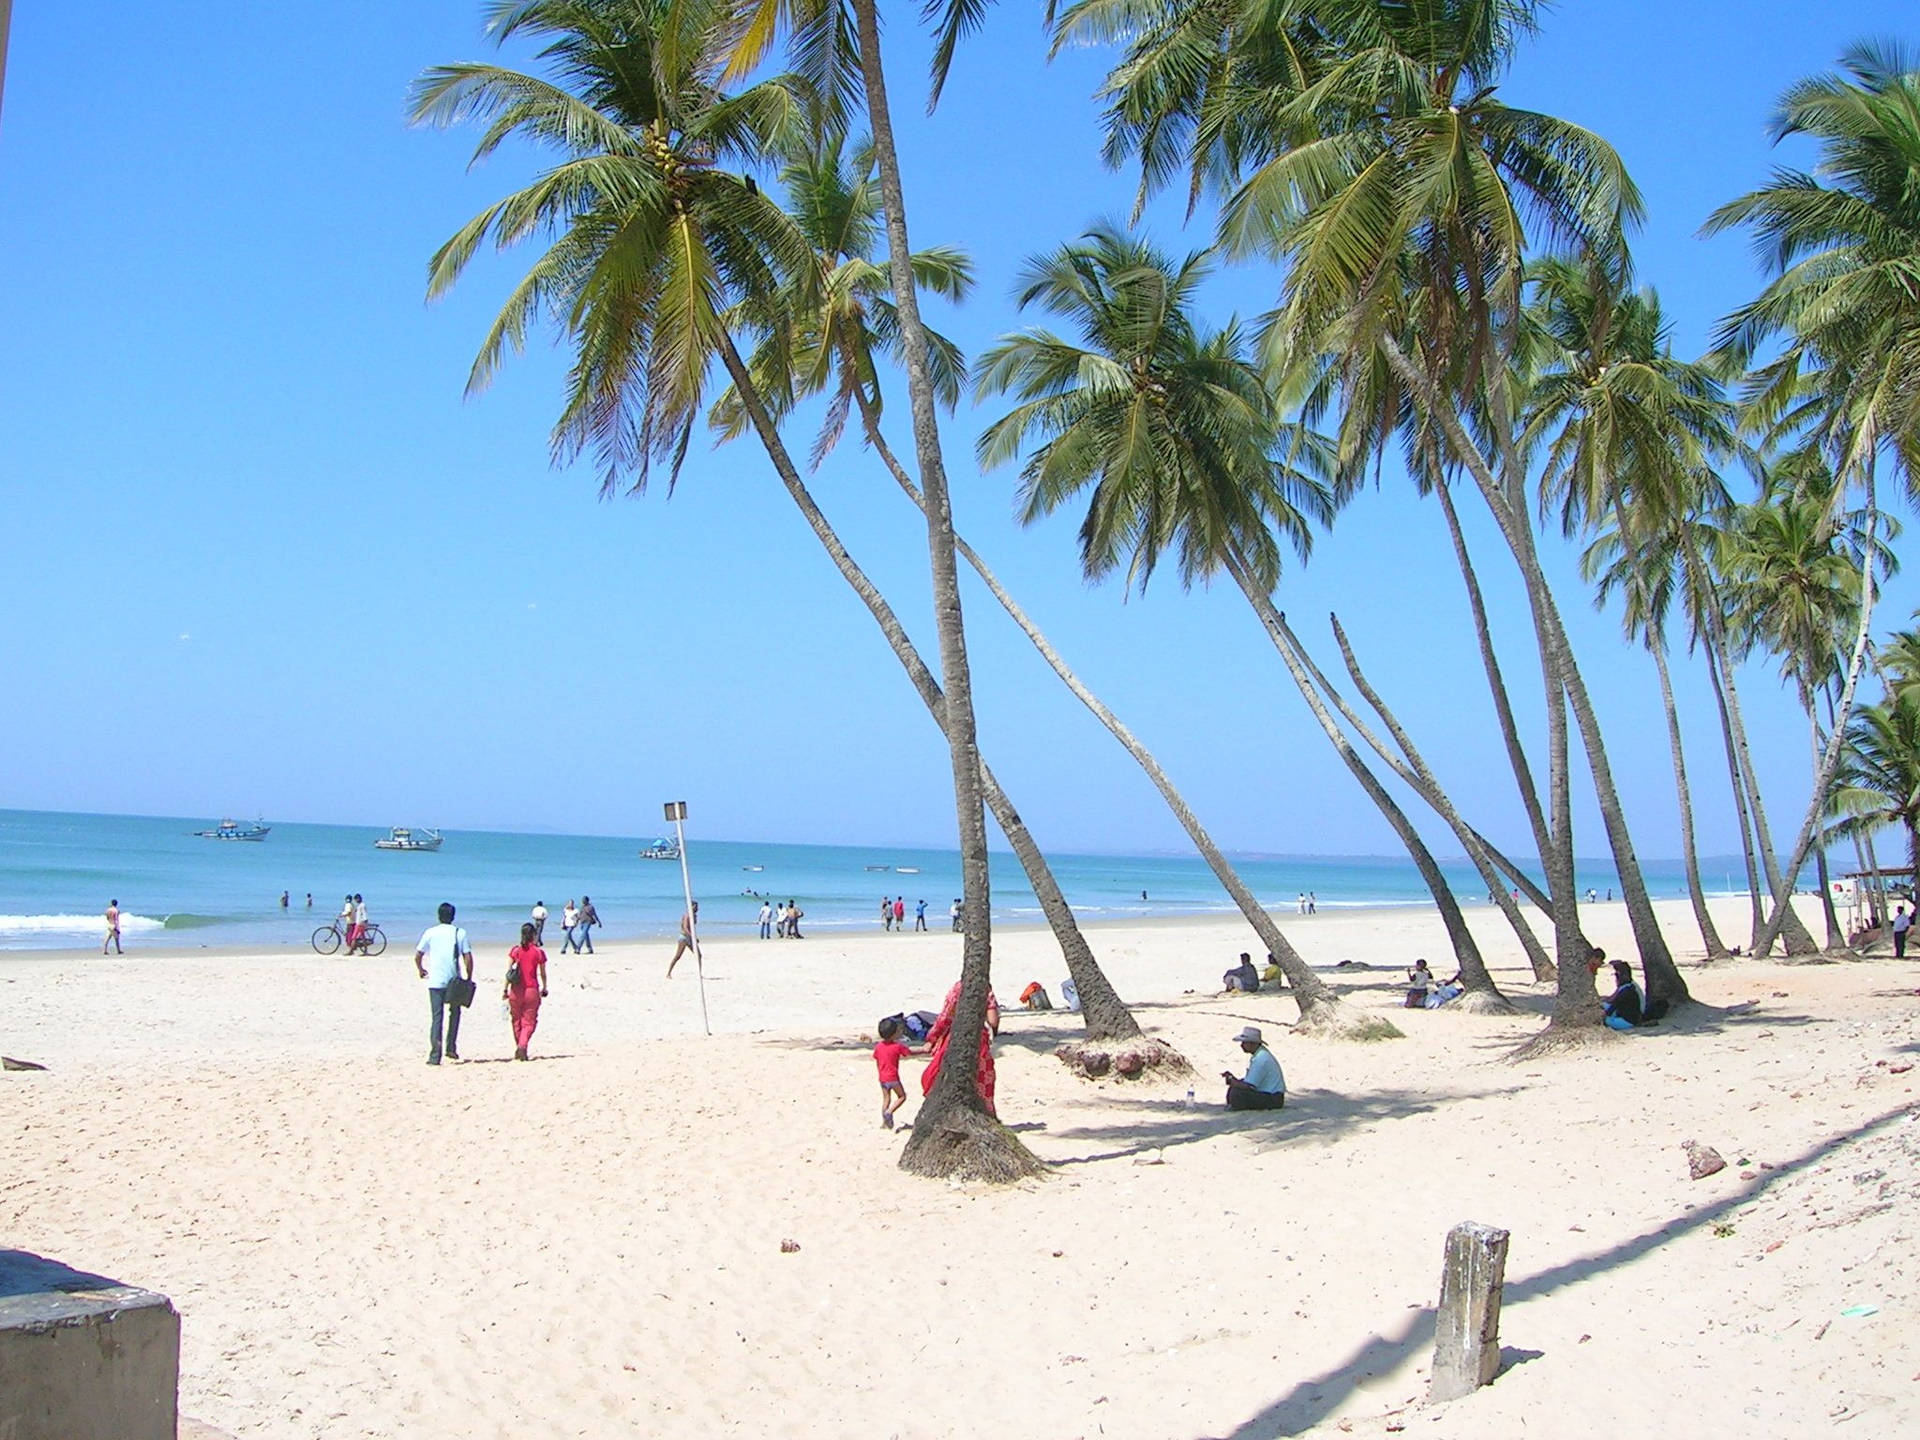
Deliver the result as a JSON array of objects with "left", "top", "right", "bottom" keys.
[
  {"left": 504, "top": 922, "right": 548, "bottom": 1061},
  {"left": 920, "top": 980, "right": 1001, "bottom": 1116}
]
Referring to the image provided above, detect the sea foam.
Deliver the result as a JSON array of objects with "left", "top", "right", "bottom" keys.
[{"left": 0, "top": 912, "right": 166, "bottom": 937}]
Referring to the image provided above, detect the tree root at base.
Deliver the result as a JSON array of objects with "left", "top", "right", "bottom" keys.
[
  {"left": 1508, "top": 1021, "right": 1621, "bottom": 1062},
  {"left": 1055, "top": 1036, "right": 1194, "bottom": 1082},
  {"left": 898, "top": 1104, "right": 1046, "bottom": 1183},
  {"left": 1451, "top": 989, "right": 1519, "bottom": 1016},
  {"left": 1295, "top": 1001, "right": 1404, "bottom": 1041}
]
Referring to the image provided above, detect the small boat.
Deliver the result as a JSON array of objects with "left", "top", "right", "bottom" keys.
[
  {"left": 742, "top": 865, "right": 763, "bottom": 872},
  {"left": 374, "top": 827, "right": 443, "bottom": 852},
  {"left": 896, "top": 866, "right": 921, "bottom": 874},
  {"left": 195, "top": 819, "right": 270, "bottom": 841},
  {"left": 863, "top": 864, "right": 891, "bottom": 872},
  {"left": 638, "top": 838, "right": 681, "bottom": 861}
]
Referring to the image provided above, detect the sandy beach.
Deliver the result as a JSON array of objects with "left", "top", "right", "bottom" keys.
[{"left": 4, "top": 895, "right": 1917, "bottom": 1438}]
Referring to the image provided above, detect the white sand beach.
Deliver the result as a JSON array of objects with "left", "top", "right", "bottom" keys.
[{"left": 4, "top": 896, "right": 1917, "bottom": 1438}]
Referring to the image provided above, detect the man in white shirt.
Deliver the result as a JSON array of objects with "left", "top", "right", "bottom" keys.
[
  {"left": 1894, "top": 903, "right": 1912, "bottom": 958},
  {"left": 531, "top": 900, "right": 548, "bottom": 944},
  {"left": 1222, "top": 1025, "right": 1286, "bottom": 1111},
  {"left": 414, "top": 902, "right": 474, "bottom": 1065},
  {"left": 758, "top": 899, "right": 772, "bottom": 940}
]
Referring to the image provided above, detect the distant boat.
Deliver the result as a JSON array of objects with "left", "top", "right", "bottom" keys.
[
  {"left": 864, "top": 864, "right": 891, "bottom": 872},
  {"left": 638, "top": 838, "right": 681, "bottom": 861},
  {"left": 195, "top": 819, "right": 269, "bottom": 841},
  {"left": 742, "top": 864, "right": 763, "bottom": 872},
  {"left": 896, "top": 866, "right": 921, "bottom": 874},
  {"left": 374, "top": 827, "right": 442, "bottom": 852}
]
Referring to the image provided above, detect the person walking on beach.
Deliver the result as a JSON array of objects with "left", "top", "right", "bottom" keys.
[
  {"left": 759, "top": 898, "right": 773, "bottom": 939},
  {"left": 914, "top": 899, "right": 927, "bottom": 932},
  {"left": 785, "top": 899, "right": 804, "bottom": 938},
  {"left": 1894, "top": 904, "right": 1912, "bottom": 958},
  {"left": 576, "top": 896, "right": 600, "bottom": 953},
  {"left": 339, "top": 894, "right": 355, "bottom": 946},
  {"left": 1222, "top": 1026, "right": 1285, "bottom": 1111},
  {"left": 873, "top": 1016, "right": 919, "bottom": 1129},
  {"left": 414, "top": 902, "right": 474, "bottom": 1066},
  {"left": 894, "top": 896, "right": 906, "bottom": 930},
  {"left": 1307, "top": 891, "right": 1317, "bottom": 915},
  {"left": 531, "top": 900, "right": 548, "bottom": 945},
  {"left": 504, "top": 921, "right": 548, "bottom": 1061},
  {"left": 667, "top": 901, "right": 699, "bottom": 977},
  {"left": 950, "top": 898, "right": 963, "bottom": 932},
  {"left": 103, "top": 899, "right": 122, "bottom": 955},
  {"left": 349, "top": 893, "right": 370, "bottom": 955},
  {"left": 560, "top": 899, "right": 579, "bottom": 953},
  {"left": 881, "top": 896, "right": 894, "bottom": 932}
]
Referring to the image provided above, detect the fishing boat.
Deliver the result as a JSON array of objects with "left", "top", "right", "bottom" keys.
[
  {"left": 741, "top": 865, "right": 764, "bottom": 872},
  {"left": 863, "top": 864, "right": 891, "bottom": 872},
  {"left": 896, "top": 866, "right": 921, "bottom": 874},
  {"left": 638, "top": 838, "right": 681, "bottom": 861},
  {"left": 374, "top": 827, "right": 442, "bottom": 852},
  {"left": 194, "top": 818, "right": 270, "bottom": 841}
]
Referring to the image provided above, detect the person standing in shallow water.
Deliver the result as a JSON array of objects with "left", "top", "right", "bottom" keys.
[
  {"left": 103, "top": 900, "right": 122, "bottom": 955},
  {"left": 576, "top": 896, "right": 600, "bottom": 953},
  {"left": 504, "top": 921, "right": 548, "bottom": 1061}
]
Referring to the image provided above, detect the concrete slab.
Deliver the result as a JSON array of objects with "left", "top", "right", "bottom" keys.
[{"left": 0, "top": 1249, "right": 179, "bottom": 1440}]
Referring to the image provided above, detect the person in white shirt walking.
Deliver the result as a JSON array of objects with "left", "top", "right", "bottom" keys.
[
  {"left": 413, "top": 902, "right": 474, "bottom": 1065},
  {"left": 531, "top": 900, "right": 548, "bottom": 945},
  {"left": 758, "top": 898, "right": 773, "bottom": 940},
  {"left": 560, "top": 899, "right": 579, "bottom": 953}
]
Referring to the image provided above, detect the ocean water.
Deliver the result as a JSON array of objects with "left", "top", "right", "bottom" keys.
[{"left": 0, "top": 807, "right": 1730, "bottom": 953}]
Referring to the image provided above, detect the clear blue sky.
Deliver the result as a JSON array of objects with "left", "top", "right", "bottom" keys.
[{"left": 1, "top": 1, "right": 1912, "bottom": 864}]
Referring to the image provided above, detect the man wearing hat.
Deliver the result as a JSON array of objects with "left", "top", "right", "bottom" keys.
[{"left": 1222, "top": 1025, "right": 1286, "bottom": 1110}]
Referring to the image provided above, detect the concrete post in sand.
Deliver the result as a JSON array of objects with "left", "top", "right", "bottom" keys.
[
  {"left": 1430, "top": 1221, "right": 1509, "bottom": 1403},
  {"left": 0, "top": 1251, "right": 179, "bottom": 1440}
]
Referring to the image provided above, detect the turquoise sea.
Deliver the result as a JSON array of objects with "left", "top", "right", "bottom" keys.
[{"left": 0, "top": 808, "right": 1736, "bottom": 952}]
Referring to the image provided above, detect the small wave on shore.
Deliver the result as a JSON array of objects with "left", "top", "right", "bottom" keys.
[{"left": 0, "top": 912, "right": 168, "bottom": 943}]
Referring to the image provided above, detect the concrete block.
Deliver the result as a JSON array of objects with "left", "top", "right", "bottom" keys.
[
  {"left": 1429, "top": 1220, "right": 1510, "bottom": 1403},
  {"left": 0, "top": 1249, "right": 179, "bottom": 1440}
]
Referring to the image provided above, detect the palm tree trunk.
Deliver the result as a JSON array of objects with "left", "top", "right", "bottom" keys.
[
  {"left": 1308, "top": 615, "right": 1550, "bottom": 984},
  {"left": 853, "top": 0, "right": 1039, "bottom": 1179},
  {"left": 1756, "top": 499, "right": 1881, "bottom": 959},
  {"left": 1434, "top": 480, "right": 1557, "bottom": 879},
  {"left": 1801, "top": 680, "right": 1847, "bottom": 950},
  {"left": 1701, "top": 623, "right": 1768, "bottom": 945},
  {"left": 851, "top": 397, "right": 1352, "bottom": 1029},
  {"left": 711, "top": 335, "right": 1146, "bottom": 1055},
  {"left": 1687, "top": 556, "right": 1819, "bottom": 955},
  {"left": 1378, "top": 335, "right": 1684, "bottom": 1014},
  {"left": 1651, "top": 630, "right": 1731, "bottom": 957},
  {"left": 1226, "top": 558, "right": 1496, "bottom": 1011}
]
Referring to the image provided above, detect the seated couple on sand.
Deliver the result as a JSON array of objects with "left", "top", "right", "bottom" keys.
[
  {"left": 1222, "top": 954, "right": 1288, "bottom": 994},
  {"left": 1405, "top": 960, "right": 1464, "bottom": 1008},
  {"left": 1222, "top": 1025, "right": 1286, "bottom": 1111}
]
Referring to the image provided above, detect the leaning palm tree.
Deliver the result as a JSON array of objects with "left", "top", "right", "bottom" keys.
[
  {"left": 1522, "top": 260, "right": 1738, "bottom": 968},
  {"left": 1076, "top": 0, "right": 1665, "bottom": 1030},
  {"left": 978, "top": 227, "right": 1493, "bottom": 1016},
  {"left": 1704, "top": 41, "right": 1920, "bottom": 957},
  {"left": 709, "top": 135, "right": 1178, "bottom": 1065},
  {"left": 716, "top": 140, "right": 1363, "bottom": 1032},
  {"left": 411, "top": 0, "right": 1041, "bottom": 1179}
]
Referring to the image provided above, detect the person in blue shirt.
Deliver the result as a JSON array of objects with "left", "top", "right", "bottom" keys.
[{"left": 1222, "top": 1025, "right": 1286, "bottom": 1110}]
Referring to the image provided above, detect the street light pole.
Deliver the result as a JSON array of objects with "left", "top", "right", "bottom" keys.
[{"left": 664, "top": 800, "right": 708, "bottom": 1035}]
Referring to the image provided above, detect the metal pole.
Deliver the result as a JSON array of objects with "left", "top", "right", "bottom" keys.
[{"left": 668, "top": 804, "right": 709, "bottom": 1036}]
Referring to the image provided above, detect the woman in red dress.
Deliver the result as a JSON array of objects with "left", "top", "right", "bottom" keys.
[
  {"left": 920, "top": 979, "right": 1001, "bottom": 1116},
  {"left": 504, "top": 922, "right": 548, "bottom": 1060}
]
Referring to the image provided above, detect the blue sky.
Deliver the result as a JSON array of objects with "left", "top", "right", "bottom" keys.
[{"left": 1, "top": 0, "right": 1913, "bottom": 864}]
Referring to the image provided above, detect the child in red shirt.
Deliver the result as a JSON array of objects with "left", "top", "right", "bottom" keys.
[{"left": 873, "top": 1015, "right": 919, "bottom": 1130}]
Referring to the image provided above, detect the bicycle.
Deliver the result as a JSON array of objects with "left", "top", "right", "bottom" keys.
[{"left": 312, "top": 920, "right": 387, "bottom": 956}]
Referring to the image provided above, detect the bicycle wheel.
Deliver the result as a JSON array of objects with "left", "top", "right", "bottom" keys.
[
  {"left": 312, "top": 925, "right": 341, "bottom": 955},
  {"left": 363, "top": 925, "right": 388, "bottom": 957}
]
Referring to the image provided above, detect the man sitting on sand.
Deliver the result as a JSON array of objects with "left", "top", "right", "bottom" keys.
[
  {"left": 1222, "top": 1026, "right": 1285, "bottom": 1110},
  {"left": 1222, "top": 953, "right": 1261, "bottom": 993}
]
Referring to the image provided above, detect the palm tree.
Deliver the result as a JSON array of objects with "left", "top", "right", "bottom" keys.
[
  {"left": 1829, "top": 694, "right": 1920, "bottom": 899},
  {"left": 1076, "top": 0, "right": 1663, "bottom": 1029},
  {"left": 1705, "top": 42, "right": 1920, "bottom": 957},
  {"left": 716, "top": 141, "right": 1361, "bottom": 1034},
  {"left": 977, "top": 227, "right": 1496, "bottom": 1015},
  {"left": 411, "top": 0, "right": 1041, "bottom": 1180},
  {"left": 1718, "top": 462, "right": 1899, "bottom": 948},
  {"left": 1522, "top": 260, "right": 1736, "bottom": 971}
]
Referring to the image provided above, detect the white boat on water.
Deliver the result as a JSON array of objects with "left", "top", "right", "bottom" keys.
[
  {"left": 374, "top": 827, "right": 442, "bottom": 852},
  {"left": 638, "top": 838, "right": 681, "bottom": 861},
  {"left": 195, "top": 819, "right": 270, "bottom": 841}
]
